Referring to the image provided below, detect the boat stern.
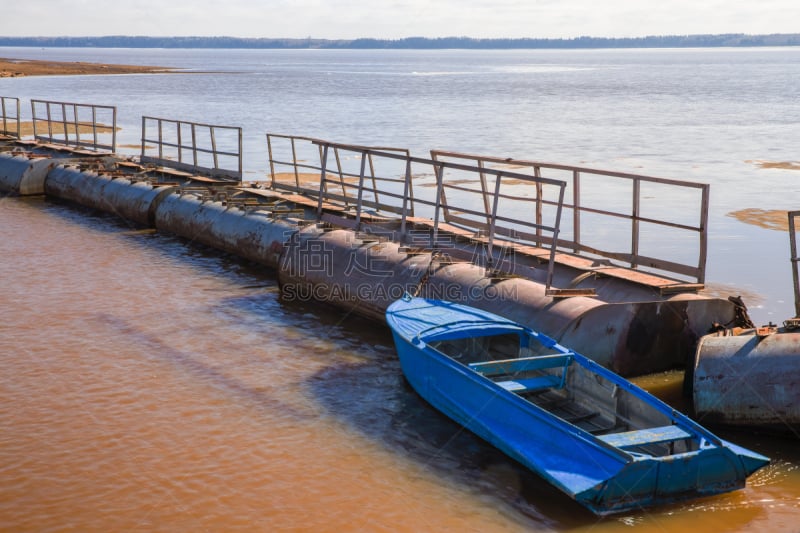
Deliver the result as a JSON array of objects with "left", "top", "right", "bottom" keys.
[{"left": 578, "top": 444, "right": 769, "bottom": 515}]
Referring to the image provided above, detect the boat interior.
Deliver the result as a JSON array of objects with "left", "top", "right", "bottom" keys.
[{"left": 428, "top": 332, "right": 702, "bottom": 457}]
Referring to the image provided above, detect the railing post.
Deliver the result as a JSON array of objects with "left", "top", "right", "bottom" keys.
[
  {"left": 355, "top": 150, "right": 368, "bottom": 230},
  {"left": 191, "top": 123, "right": 198, "bottom": 167},
  {"left": 534, "top": 165, "right": 543, "bottom": 247},
  {"left": 90, "top": 105, "right": 98, "bottom": 149},
  {"left": 334, "top": 147, "right": 348, "bottom": 206},
  {"left": 291, "top": 137, "right": 300, "bottom": 188},
  {"left": 31, "top": 101, "right": 38, "bottom": 139},
  {"left": 237, "top": 127, "right": 243, "bottom": 183},
  {"left": 71, "top": 103, "right": 79, "bottom": 147},
  {"left": 316, "top": 143, "right": 329, "bottom": 221},
  {"left": 430, "top": 151, "right": 460, "bottom": 223},
  {"left": 210, "top": 126, "right": 219, "bottom": 170},
  {"left": 140, "top": 116, "right": 147, "bottom": 159},
  {"left": 406, "top": 150, "right": 415, "bottom": 218},
  {"left": 316, "top": 142, "right": 325, "bottom": 193},
  {"left": 266, "top": 134, "right": 276, "bottom": 189},
  {"left": 368, "top": 152, "right": 380, "bottom": 207},
  {"left": 486, "top": 173, "right": 503, "bottom": 268},
  {"left": 45, "top": 102, "right": 53, "bottom": 140},
  {"left": 790, "top": 211, "right": 800, "bottom": 318},
  {"left": 432, "top": 162, "right": 445, "bottom": 248},
  {"left": 157, "top": 118, "right": 164, "bottom": 161},
  {"left": 477, "top": 159, "right": 491, "bottom": 226},
  {"left": 545, "top": 184, "right": 567, "bottom": 295},
  {"left": 572, "top": 170, "right": 581, "bottom": 254},
  {"left": 631, "top": 178, "right": 641, "bottom": 269},
  {"left": 698, "top": 184, "right": 710, "bottom": 284},
  {"left": 400, "top": 158, "right": 412, "bottom": 241},
  {"left": 111, "top": 105, "right": 117, "bottom": 152},
  {"left": 61, "top": 102, "right": 68, "bottom": 146}
]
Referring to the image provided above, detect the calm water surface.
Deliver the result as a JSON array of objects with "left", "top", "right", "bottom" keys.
[
  {"left": 1, "top": 195, "right": 799, "bottom": 532},
  {"left": 2, "top": 48, "right": 800, "bottom": 531}
]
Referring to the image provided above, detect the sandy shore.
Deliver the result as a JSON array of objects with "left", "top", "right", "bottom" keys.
[
  {"left": 728, "top": 208, "right": 793, "bottom": 231},
  {"left": 0, "top": 57, "right": 174, "bottom": 77},
  {"left": 12, "top": 121, "right": 117, "bottom": 137}
]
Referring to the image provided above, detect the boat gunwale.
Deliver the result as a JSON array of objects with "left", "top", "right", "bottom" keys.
[
  {"left": 413, "top": 319, "right": 528, "bottom": 344},
  {"left": 386, "top": 296, "right": 770, "bottom": 515},
  {"left": 388, "top": 298, "right": 725, "bottom": 449},
  {"left": 417, "top": 337, "right": 636, "bottom": 464},
  {"left": 418, "top": 333, "right": 727, "bottom": 464}
]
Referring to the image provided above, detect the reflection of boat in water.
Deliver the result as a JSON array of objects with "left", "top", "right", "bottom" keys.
[
  {"left": 386, "top": 296, "right": 769, "bottom": 516},
  {"left": 693, "top": 210, "right": 800, "bottom": 434}
]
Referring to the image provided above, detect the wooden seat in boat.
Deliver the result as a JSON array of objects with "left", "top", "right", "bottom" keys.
[
  {"left": 470, "top": 354, "right": 573, "bottom": 393},
  {"left": 597, "top": 425, "right": 692, "bottom": 449},
  {"left": 468, "top": 353, "right": 572, "bottom": 376}
]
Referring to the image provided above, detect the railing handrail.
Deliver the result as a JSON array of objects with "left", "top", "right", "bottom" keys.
[
  {"left": 141, "top": 116, "right": 243, "bottom": 181},
  {"left": 430, "top": 150, "right": 709, "bottom": 283},
  {"left": 30, "top": 98, "right": 117, "bottom": 152},
  {"left": 266, "top": 133, "right": 710, "bottom": 286},
  {"left": 311, "top": 139, "right": 568, "bottom": 293},
  {"left": 429, "top": 149, "right": 708, "bottom": 189}
]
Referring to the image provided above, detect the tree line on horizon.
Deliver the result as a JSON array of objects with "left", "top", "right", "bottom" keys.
[{"left": 0, "top": 34, "right": 798, "bottom": 49}]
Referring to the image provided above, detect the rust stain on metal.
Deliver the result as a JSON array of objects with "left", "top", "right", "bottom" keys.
[{"left": 619, "top": 301, "right": 697, "bottom": 376}]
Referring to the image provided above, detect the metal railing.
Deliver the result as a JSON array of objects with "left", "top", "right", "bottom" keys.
[
  {"left": 312, "top": 140, "right": 568, "bottom": 292},
  {"left": 0, "top": 96, "right": 20, "bottom": 138},
  {"left": 141, "top": 116, "right": 243, "bottom": 181},
  {"left": 267, "top": 133, "right": 324, "bottom": 191},
  {"left": 266, "top": 134, "right": 710, "bottom": 286},
  {"left": 431, "top": 151, "right": 709, "bottom": 284},
  {"left": 266, "top": 133, "right": 412, "bottom": 214},
  {"left": 30, "top": 99, "right": 116, "bottom": 152}
]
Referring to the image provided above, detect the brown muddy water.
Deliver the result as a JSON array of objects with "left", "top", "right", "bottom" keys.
[{"left": 2, "top": 196, "right": 799, "bottom": 532}]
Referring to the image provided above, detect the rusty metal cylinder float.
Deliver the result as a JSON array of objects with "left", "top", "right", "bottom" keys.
[
  {"left": 278, "top": 227, "right": 434, "bottom": 322},
  {"left": 44, "top": 165, "right": 109, "bottom": 207},
  {"left": 153, "top": 192, "right": 297, "bottom": 269},
  {"left": 692, "top": 328, "right": 800, "bottom": 433},
  {"left": 420, "top": 262, "right": 732, "bottom": 375},
  {"left": 420, "top": 261, "right": 604, "bottom": 345},
  {"left": 277, "top": 226, "right": 736, "bottom": 376},
  {"left": 44, "top": 165, "right": 175, "bottom": 227},
  {"left": 0, "top": 153, "right": 57, "bottom": 195}
]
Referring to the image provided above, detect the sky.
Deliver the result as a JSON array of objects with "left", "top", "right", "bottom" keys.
[{"left": 4, "top": 0, "right": 800, "bottom": 40}]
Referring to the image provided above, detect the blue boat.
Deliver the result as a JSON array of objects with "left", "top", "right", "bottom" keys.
[{"left": 385, "top": 296, "right": 769, "bottom": 515}]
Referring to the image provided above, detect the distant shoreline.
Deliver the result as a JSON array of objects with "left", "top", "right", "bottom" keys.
[
  {"left": 1, "top": 33, "right": 799, "bottom": 50},
  {"left": 0, "top": 57, "right": 175, "bottom": 77}
]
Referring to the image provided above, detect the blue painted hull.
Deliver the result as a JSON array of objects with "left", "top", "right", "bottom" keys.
[{"left": 386, "top": 297, "right": 769, "bottom": 515}]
